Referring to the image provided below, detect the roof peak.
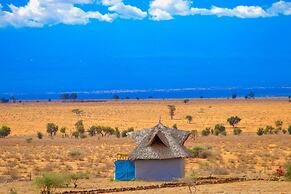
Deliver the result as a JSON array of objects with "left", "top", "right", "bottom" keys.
[
  {"left": 128, "top": 124, "right": 191, "bottom": 160},
  {"left": 154, "top": 122, "right": 167, "bottom": 129}
]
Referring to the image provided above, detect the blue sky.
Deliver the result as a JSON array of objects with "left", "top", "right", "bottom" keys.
[{"left": 0, "top": 0, "right": 291, "bottom": 93}]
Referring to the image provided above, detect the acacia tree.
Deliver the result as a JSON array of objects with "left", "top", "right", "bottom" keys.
[
  {"left": 46, "top": 123, "right": 58, "bottom": 136},
  {"left": 75, "top": 120, "right": 85, "bottom": 135},
  {"left": 168, "top": 105, "right": 176, "bottom": 120},
  {"left": 185, "top": 115, "right": 193, "bottom": 124},
  {"left": 227, "top": 116, "right": 241, "bottom": 128}
]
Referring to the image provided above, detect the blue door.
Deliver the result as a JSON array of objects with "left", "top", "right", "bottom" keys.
[{"left": 114, "top": 160, "right": 135, "bottom": 181}]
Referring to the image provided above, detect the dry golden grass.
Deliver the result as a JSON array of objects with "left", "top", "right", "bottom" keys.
[
  {"left": 1, "top": 99, "right": 291, "bottom": 193},
  {"left": 1, "top": 135, "right": 291, "bottom": 190},
  {"left": 1, "top": 99, "right": 291, "bottom": 135}
]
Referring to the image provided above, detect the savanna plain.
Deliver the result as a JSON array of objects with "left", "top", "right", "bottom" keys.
[{"left": 1, "top": 99, "right": 291, "bottom": 194}]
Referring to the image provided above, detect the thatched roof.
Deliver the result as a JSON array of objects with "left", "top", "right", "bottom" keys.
[{"left": 128, "top": 123, "right": 191, "bottom": 160}]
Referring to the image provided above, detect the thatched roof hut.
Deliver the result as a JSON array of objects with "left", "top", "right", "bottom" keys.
[{"left": 128, "top": 122, "right": 191, "bottom": 181}]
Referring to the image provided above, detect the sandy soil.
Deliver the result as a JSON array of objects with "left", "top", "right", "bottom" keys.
[
  {"left": 1, "top": 99, "right": 291, "bottom": 193},
  {"left": 0, "top": 135, "right": 291, "bottom": 193},
  {"left": 1, "top": 99, "right": 291, "bottom": 135},
  {"left": 1, "top": 180, "right": 291, "bottom": 194}
]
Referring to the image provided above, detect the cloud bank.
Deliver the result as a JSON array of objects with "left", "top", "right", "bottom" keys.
[{"left": 0, "top": 0, "right": 290, "bottom": 27}]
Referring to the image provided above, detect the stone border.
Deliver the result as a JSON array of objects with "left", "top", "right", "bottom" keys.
[{"left": 59, "top": 177, "right": 247, "bottom": 194}]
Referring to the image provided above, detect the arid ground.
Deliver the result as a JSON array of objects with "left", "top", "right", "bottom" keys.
[
  {"left": 0, "top": 99, "right": 291, "bottom": 193},
  {"left": 1, "top": 99, "right": 291, "bottom": 135}
]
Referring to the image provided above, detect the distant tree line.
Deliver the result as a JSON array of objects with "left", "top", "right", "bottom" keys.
[
  {"left": 257, "top": 120, "right": 291, "bottom": 136},
  {"left": 1, "top": 96, "right": 17, "bottom": 103},
  {"left": 180, "top": 116, "right": 243, "bottom": 137},
  {"left": 60, "top": 93, "right": 78, "bottom": 101},
  {"left": 43, "top": 120, "right": 134, "bottom": 139}
]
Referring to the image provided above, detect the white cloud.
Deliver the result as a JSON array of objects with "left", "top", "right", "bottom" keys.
[
  {"left": 102, "top": 0, "right": 147, "bottom": 20},
  {"left": 0, "top": 0, "right": 115, "bottom": 27},
  {"left": 149, "top": 0, "right": 191, "bottom": 20},
  {"left": 149, "top": 0, "right": 291, "bottom": 20},
  {"left": 191, "top": 5, "right": 269, "bottom": 18},
  {"left": 268, "top": 1, "right": 291, "bottom": 16},
  {"left": 0, "top": 0, "right": 291, "bottom": 27}
]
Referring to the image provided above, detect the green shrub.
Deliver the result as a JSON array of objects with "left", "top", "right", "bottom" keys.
[
  {"left": 60, "top": 127, "right": 67, "bottom": 137},
  {"left": 288, "top": 125, "right": 291, "bottom": 135},
  {"left": 188, "top": 146, "right": 211, "bottom": 159},
  {"left": 213, "top": 124, "right": 226, "bottom": 136},
  {"left": 172, "top": 124, "right": 178, "bottom": 129},
  {"left": 87, "top": 126, "right": 97, "bottom": 137},
  {"left": 121, "top": 127, "right": 134, "bottom": 137},
  {"left": 0, "top": 126, "right": 11, "bottom": 138},
  {"left": 284, "top": 163, "right": 291, "bottom": 181},
  {"left": 257, "top": 128, "right": 264, "bottom": 136},
  {"left": 102, "top": 127, "right": 115, "bottom": 136},
  {"left": 37, "top": 132, "right": 43, "bottom": 139},
  {"left": 274, "top": 120, "right": 283, "bottom": 134},
  {"left": 69, "top": 172, "right": 89, "bottom": 188},
  {"left": 264, "top": 125, "right": 274, "bottom": 134},
  {"left": 275, "top": 120, "right": 283, "bottom": 129},
  {"left": 201, "top": 128, "right": 211, "bottom": 136},
  {"left": 220, "top": 131, "right": 227, "bottom": 136},
  {"left": 185, "top": 115, "right": 193, "bottom": 123},
  {"left": 233, "top": 127, "right": 242, "bottom": 135},
  {"left": 34, "top": 172, "right": 69, "bottom": 194}
]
